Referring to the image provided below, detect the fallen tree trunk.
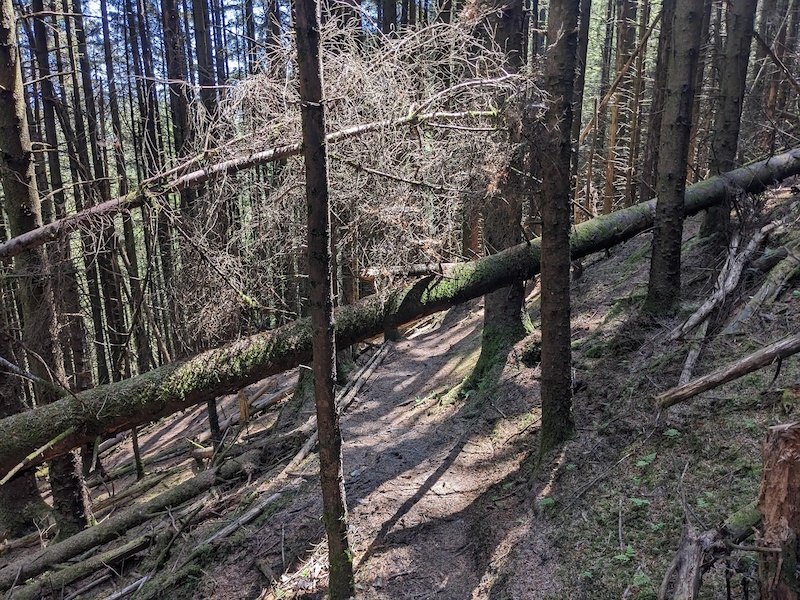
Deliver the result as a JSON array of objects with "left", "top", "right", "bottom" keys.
[
  {"left": 0, "top": 449, "right": 261, "bottom": 592},
  {"left": 656, "top": 333, "right": 800, "bottom": 408},
  {"left": 0, "top": 109, "right": 499, "bottom": 262},
  {"left": 1, "top": 148, "right": 800, "bottom": 477}
]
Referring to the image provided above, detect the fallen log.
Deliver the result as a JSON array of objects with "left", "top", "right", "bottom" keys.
[
  {"left": 0, "top": 449, "right": 262, "bottom": 592},
  {"left": 1, "top": 148, "right": 800, "bottom": 477},
  {"left": 656, "top": 333, "right": 800, "bottom": 408},
  {"left": 8, "top": 534, "right": 153, "bottom": 600}
]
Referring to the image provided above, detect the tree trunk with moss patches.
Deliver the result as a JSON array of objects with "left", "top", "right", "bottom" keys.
[
  {"left": 0, "top": 148, "right": 799, "bottom": 477},
  {"left": 0, "top": 0, "right": 90, "bottom": 537},
  {"left": 295, "top": 0, "right": 355, "bottom": 596},
  {"left": 700, "top": 0, "right": 758, "bottom": 239},
  {"left": 538, "top": 0, "right": 579, "bottom": 454},
  {"left": 644, "top": 0, "right": 704, "bottom": 314}
]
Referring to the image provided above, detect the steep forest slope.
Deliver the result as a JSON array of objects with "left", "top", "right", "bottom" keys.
[{"left": 2, "top": 185, "right": 799, "bottom": 599}]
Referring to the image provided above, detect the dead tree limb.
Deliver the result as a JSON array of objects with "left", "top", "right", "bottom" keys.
[
  {"left": 656, "top": 333, "right": 800, "bottom": 408},
  {"left": 8, "top": 535, "right": 153, "bottom": 600},
  {"left": 724, "top": 239, "right": 800, "bottom": 335},
  {"left": 1, "top": 148, "right": 800, "bottom": 477},
  {"left": 669, "top": 222, "right": 778, "bottom": 341},
  {"left": 0, "top": 109, "right": 498, "bottom": 262},
  {"left": 0, "top": 449, "right": 262, "bottom": 592},
  {"left": 658, "top": 501, "right": 761, "bottom": 600}
]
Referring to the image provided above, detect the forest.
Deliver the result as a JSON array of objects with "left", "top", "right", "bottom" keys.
[{"left": 0, "top": 0, "right": 799, "bottom": 596}]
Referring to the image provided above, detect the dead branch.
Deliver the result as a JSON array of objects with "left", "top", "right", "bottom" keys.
[
  {"left": 8, "top": 535, "right": 153, "bottom": 600},
  {"left": 656, "top": 333, "right": 800, "bottom": 408},
  {"left": 678, "top": 320, "right": 709, "bottom": 386},
  {"left": 669, "top": 221, "right": 778, "bottom": 341},
  {"left": 658, "top": 501, "right": 760, "bottom": 600},
  {"left": 0, "top": 108, "right": 500, "bottom": 263},
  {"left": 579, "top": 9, "right": 662, "bottom": 144},
  {"left": 724, "top": 239, "right": 800, "bottom": 335},
  {"left": 753, "top": 30, "right": 800, "bottom": 97}
]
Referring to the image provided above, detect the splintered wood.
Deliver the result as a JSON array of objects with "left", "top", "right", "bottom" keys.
[{"left": 758, "top": 422, "right": 800, "bottom": 599}]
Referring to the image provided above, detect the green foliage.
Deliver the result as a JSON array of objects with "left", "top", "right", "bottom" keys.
[
  {"left": 636, "top": 452, "right": 657, "bottom": 467},
  {"left": 613, "top": 544, "right": 635, "bottom": 562}
]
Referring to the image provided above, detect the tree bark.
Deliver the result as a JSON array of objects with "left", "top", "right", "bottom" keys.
[
  {"left": 471, "top": 0, "right": 528, "bottom": 386},
  {"left": 638, "top": 0, "right": 674, "bottom": 203},
  {"left": 759, "top": 423, "right": 800, "bottom": 599},
  {"left": 0, "top": 0, "right": 90, "bottom": 537},
  {"left": 537, "top": 0, "right": 579, "bottom": 454},
  {"left": 644, "top": 0, "right": 705, "bottom": 314},
  {"left": 295, "top": 0, "right": 355, "bottom": 595},
  {"left": 0, "top": 149, "right": 799, "bottom": 477},
  {"left": 700, "top": 0, "right": 758, "bottom": 238}
]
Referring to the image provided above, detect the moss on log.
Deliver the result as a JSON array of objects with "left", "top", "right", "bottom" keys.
[
  {"left": 0, "top": 450, "right": 262, "bottom": 592},
  {"left": 0, "top": 147, "right": 798, "bottom": 477}
]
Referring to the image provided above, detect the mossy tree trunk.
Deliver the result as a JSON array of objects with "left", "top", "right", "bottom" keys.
[
  {"left": 537, "top": 0, "right": 579, "bottom": 454},
  {"left": 1, "top": 148, "right": 799, "bottom": 477},
  {"left": 0, "top": 0, "right": 90, "bottom": 538},
  {"left": 295, "top": 0, "right": 355, "bottom": 595},
  {"left": 644, "top": 0, "right": 705, "bottom": 314}
]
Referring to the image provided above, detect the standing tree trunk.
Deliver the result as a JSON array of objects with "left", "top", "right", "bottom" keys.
[
  {"left": 638, "top": 0, "right": 674, "bottom": 203},
  {"left": 644, "top": 0, "right": 705, "bottom": 314},
  {"left": 538, "top": 0, "right": 579, "bottom": 454},
  {"left": 0, "top": 292, "right": 48, "bottom": 538},
  {"left": 700, "top": 0, "right": 758, "bottom": 239},
  {"left": 0, "top": 0, "right": 90, "bottom": 538},
  {"left": 470, "top": 0, "right": 528, "bottom": 387},
  {"left": 571, "top": 0, "right": 592, "bottom": 222},
  {"left": 295, "top": 0, "right": 355, "bottom": 596},
  {"left": 194, "top": 0, "right": 218, "bottom": 115}
]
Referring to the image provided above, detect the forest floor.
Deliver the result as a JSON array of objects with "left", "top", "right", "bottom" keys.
[{"left": 3, "top": 181, "right": 800, "bottom": 599}]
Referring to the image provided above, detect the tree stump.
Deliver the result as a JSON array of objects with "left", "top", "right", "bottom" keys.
[{"left": 759, "top": 422, "right": 800, "bottom": 599}]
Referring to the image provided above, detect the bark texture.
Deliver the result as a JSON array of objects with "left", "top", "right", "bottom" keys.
[
  {"left": 0, "top": 0, "right": 90, "bottom": 537},
  {"left": 758, "top": 423, "right": 800, "bottom": 599},
  {"left": 0, "top": 149, "right": 799, "bottom": 476},
  {"left": 538, "top": 0, "right": 579, "bottom": 454},
  {"left": 295, "top": 0, "right": 355, "bottom": 595},
  {"left": 700, "top": 0, "right": 758, "bottom": 238},
  {"left": 644, "top": 0, "right": 705, "bottom": 313}
]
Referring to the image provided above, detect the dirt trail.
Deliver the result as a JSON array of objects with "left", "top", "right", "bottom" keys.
[{"left": 242, "top": 302, "right": 559, "bottom": 600}]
